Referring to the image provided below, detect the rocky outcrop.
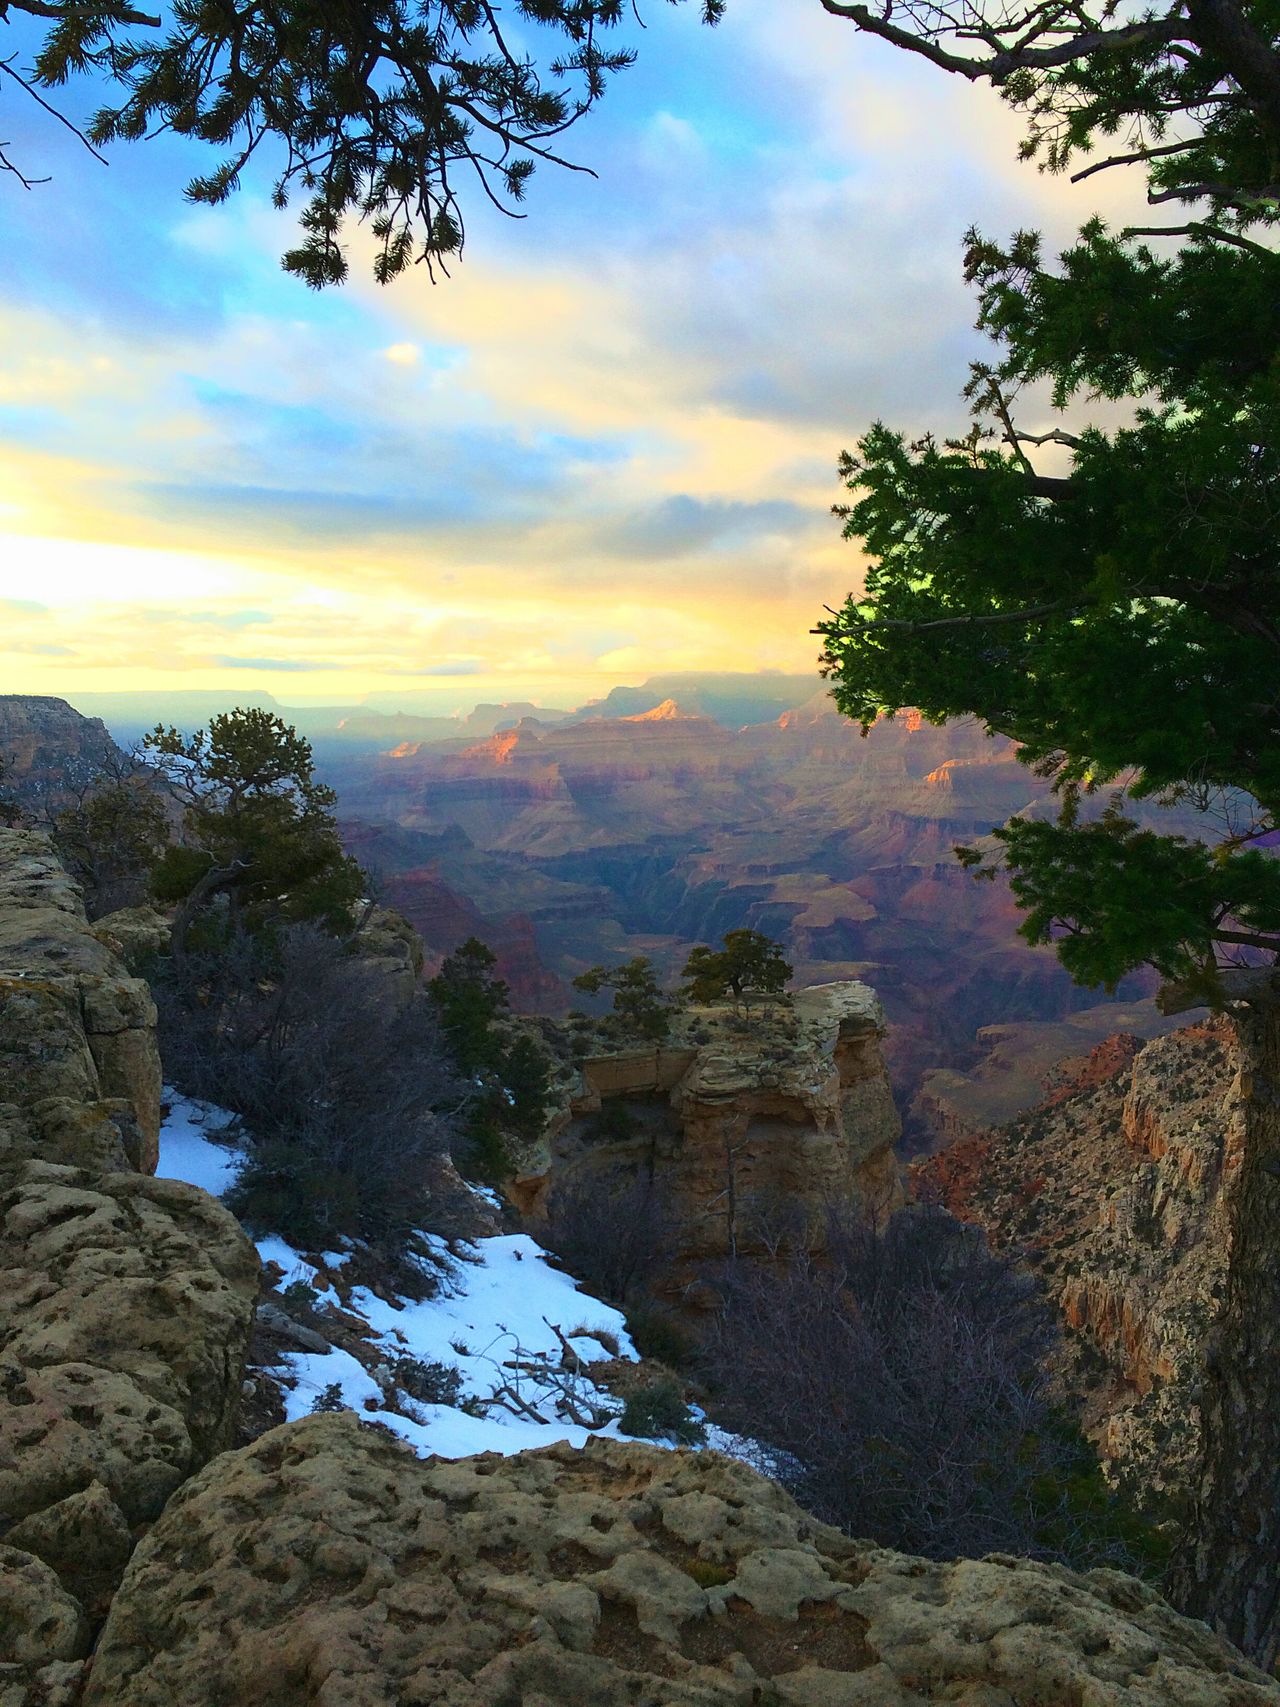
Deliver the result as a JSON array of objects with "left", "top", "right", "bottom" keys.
[
  {"left": 522, "top": 982, "right": 902, "bottom": 1317},
  {"left": 0, "top": 829, "right": 259, "bottom": 1689},
  {"left": 0, "top": 694, "right": 119, "bottom": 814},
  {"left": 0, "top": 829, "right": 163, "bottom": 1170},
  {"left": 83, "top": 1413, "right": 1280, "bottom": 1706},
  {"left": 914, "top": 1021, "right": 1240, "bottom": 1506}
]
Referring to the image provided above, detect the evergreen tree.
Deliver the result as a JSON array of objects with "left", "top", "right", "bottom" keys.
[
  {"left": 144, "top": 707, "right": 364, "bottom": 952},
  {"left": 428, "top": 936, "right": 510, "bottom": 1075},
  {"left": 8, "top": 0, "right": 721, "bottom": 285},
  {"left": 573, "top": 955, "right": 674, "bottom": 1040},
  {"left": 810, "top": 0, "right": 1280, "bottom": 1663},
  {"left": 682, "top": 929, "right": 792, "bottom": 1006}
]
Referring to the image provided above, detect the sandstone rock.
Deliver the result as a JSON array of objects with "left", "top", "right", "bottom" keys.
[
  {"left": 6, "top": 1481, "right": 133, "bottom": 1622},
  {"left": 90, "top": 905, "right": 171, "bottom": 971},
  {"left": 525, "top": 982, "right": 901, "bottom": 1319},
  {"left": 914, "top": 1019, "right": 1240, "bottom": 1501},
  {"left": 0, "top": 1545, "right": 87, "bottom": 1664},
  {"left": 256, "top": 1299, "right": 333, "bottom": 1354},
  {"left": 85, "top": 1416, "right": 1279, "bottom": 1706},
  {"left": 0, "top": 1662, "right": 87, "bottom": 1707},
  {"left": 0, "top": 829, "right": 162, "bottom": 1170}
]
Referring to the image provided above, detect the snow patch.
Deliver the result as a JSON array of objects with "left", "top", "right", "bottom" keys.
[{"left": 158, "top": 1092, "right": 655, "bottom": 1460}]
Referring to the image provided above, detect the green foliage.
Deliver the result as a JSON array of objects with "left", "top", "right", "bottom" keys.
[
  {"left": 812, "top": 27, "right": 1280, "bottom": 1002},
  {"left": 501, "top": 1033, "right": 554, "bottom": 1142},
  {"left": 310, "top": 1382, "right": 348, "bottom": 1415},
  {"left": 619, "top": 1377, "right": 706, "bottom": 1445},
  {"left": 573, "top": 956, "right": 674, "bottom": 1041},
  {"left": 589, "top": 1100, "right": 636, "bottom": 1144},
  {"left": 1030, "top": 1414, "right": 1175, "bottom": 1579},
  {"left": 429, "top": 937, "right": 509, "bottom": 1075},
  {"left": 226, "top": 1142, "right": 364, "bottom": 1249},
  {"left": 281, "top": 1279, "right": 320, "bottom": 1312},
  {"left": 144, "top": 708, "right": 364, "bottom": 948},
  {"left": 50, "top": 770, "right": 171, "bottom": 917},
  {"left": 682, "top": 929, "right": 793, "bottom": 1005},
  {"left": 624, "top": 1306, "right": 695, "bottom": 1371},
  {"left": 22, "top": 0, "right": 723, "bottom": 287},
  {"left": 0, "top": 757, "right": 24, "bottom": 828}
]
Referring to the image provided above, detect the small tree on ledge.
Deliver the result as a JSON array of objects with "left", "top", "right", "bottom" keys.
[
  {"left": 572, "top": 956, "right": 674, "bottom": 1042},
  {"left": 682, "top": 930, "right": 793, "bottom": 1010}
]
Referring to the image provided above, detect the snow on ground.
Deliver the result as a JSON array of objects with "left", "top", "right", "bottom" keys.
[
  {"left": 157, "top": 1091, "right": 654, "bottom": 1459},
  {"left": 154, "top": 1094, "right": 243, "bottom": 1196}
]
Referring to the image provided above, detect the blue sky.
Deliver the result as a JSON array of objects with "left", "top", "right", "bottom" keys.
[{"left": 0, "top": 0, "right": 1146, "bottom": 709}]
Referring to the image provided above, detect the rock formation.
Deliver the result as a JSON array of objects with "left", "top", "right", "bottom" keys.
[
  {"left": 914, "top": 1020, "right": 1241, "bottom": 1506},
  {"left": 325, "top": 700, "right": 1166, "bottom": 1119},
  {"left": 0, "top": 829, "right": 259, "bottom": 1696},
  {"left": 0, "top": 695, "right": 119, "bottom": 814},
  {"left": 520, "top": 982, "right": 903, "bottom": 1317},
  {"left": 83, "top": 1413, "right": 1280, "bottom": 1706}
]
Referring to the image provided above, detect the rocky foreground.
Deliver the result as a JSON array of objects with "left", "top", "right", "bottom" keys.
[
  {"left": 76, "top": 1416, "right": 1280, "bottom": 1707},
  {"left": 2, "top": 827, "right": 1277, "bottom": 1704}
]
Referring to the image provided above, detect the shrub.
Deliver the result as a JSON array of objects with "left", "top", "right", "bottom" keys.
[
  {"left": 703, "top": 1204, "right": 1142, "bottom": 1567},
  {"left": 625, "top": 1307, "right": 695, "bottom": 1371},
  {"left": 157, "top": 924, "right": 467, "bottom": 1250},
  {"left": 395, "top": 1356, "right": 465, "bottom": 1408},
  {"left": 310, "top": 1382, "right": 347, "bottom": 1414},
  {"left": 543, "top": 1173, "right": 673, "bottom": 1303},
  {"left": 620, "top": 1378, "right": 706, "bottom": 1445}
]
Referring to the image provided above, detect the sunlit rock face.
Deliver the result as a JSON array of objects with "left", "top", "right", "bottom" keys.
[
  {"left": 517, "top": 982, "right": 903, "bottom": 1322},
  {"left": 914, "top": 1019, "right": 1241, "bottom": 1504},
  {"left": 83, "top": 1414, "right": 1280, "bottom": 1707}
]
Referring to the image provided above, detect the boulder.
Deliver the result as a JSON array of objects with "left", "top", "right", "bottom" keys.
[{"left": 85, "top": 1416, "right": 1279, "bottom": 1707}]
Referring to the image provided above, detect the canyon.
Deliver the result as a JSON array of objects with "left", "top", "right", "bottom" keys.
[
  {"left": 0, "top": 826, "right": 1274, "bottom": 1705},
  {"left": 316, "top": 682, "right": 1182, "bottom": 1139}
]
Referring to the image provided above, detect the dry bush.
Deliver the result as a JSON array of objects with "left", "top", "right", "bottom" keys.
[
  {"left": 704, "top": 1205, "right": 1095, "bottom": 1563},
  {"left": 156, "top": 924, "right": 469, "bottom": 1250},
  {"left": 542, "top": 1171, "right": 674, "bottom": 1304}
]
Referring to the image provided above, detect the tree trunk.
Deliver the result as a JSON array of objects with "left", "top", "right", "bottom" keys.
[{"left": 1171, "top": 986, "right": 1280, "bottom": 1669}]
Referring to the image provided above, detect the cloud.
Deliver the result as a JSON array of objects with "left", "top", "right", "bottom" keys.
[
  {"left": 404, "top": 659, "right": 485, "bottom": 676},
  {"left": 212, "top": 655, "right": 326, "bottom": 672},
  {"left": 4, "top": 641, "right": 76, "bottom": 656},
  {"left": 383, "top": 343, "right": 421, "bottom": 365},
  {"left": 1, "top": 598, "right": 48, "bottom": 615}
]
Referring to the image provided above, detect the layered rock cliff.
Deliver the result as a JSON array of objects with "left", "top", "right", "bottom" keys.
[
  {"left": 519, "top": 982, "right": 903, "bottom": 1316},
  {"left": 0, "top": 829, "right": 259, "bottom": 1698},
  {"left": 0, "top": 695, "right": 119, "bottom": 813},
  {"left": 914, "top": 1020, "right": 1241, "bottom": 1507}
]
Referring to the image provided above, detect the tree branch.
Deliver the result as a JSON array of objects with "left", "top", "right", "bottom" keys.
[
  {"left": 813, "top": 599, "right": 1076, "bottom": 637},
  {"left": 7, "top": 0, "right": 161, "bottom": 24},
  {"left": 1070, "top": 138, "right": 1201, "bottom": 184}
]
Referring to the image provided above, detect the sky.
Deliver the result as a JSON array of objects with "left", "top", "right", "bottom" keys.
[{"left": 0, "top": 0, "right": 1147, "bottom": 711}]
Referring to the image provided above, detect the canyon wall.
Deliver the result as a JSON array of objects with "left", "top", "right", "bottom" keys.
[{"left": 915, "top": 1021, "right": 1241, "bottom": 1507}]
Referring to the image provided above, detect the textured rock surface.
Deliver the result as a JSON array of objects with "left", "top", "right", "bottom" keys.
[
  {"left": 518, "top": 982, "right": 902, "bottom": 1318},
  {"left": 0, "top": 828, "right": 260, "bottom": 1678},
  {"left": 86, "top": 1414, "right": 1279, "bottom": 1707},
  {"left": 0, "top": 828, "right": 163, "bottom": 1168},
  {"left": 915, "top": 1020, "right": 1240, "bottom": 1502}
]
